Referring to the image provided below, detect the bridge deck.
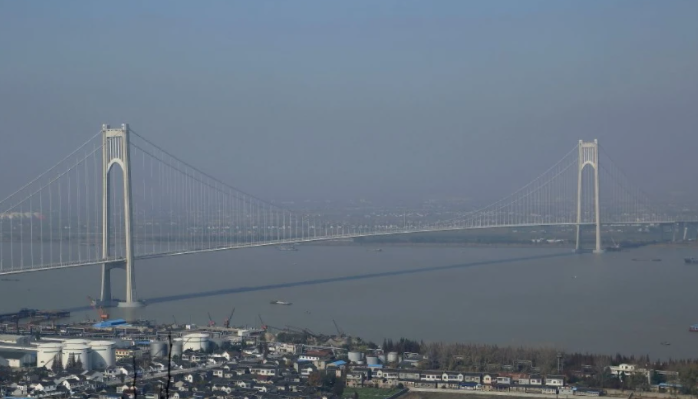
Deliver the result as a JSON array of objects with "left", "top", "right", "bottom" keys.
[{"left": 0, "top": 221, "right": 689, "bottom": 276}]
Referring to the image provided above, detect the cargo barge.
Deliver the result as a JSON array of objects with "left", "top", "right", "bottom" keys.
[
  {"left": 690, "top": 324, "right": 698, "bottom": 332},
  {"left": 685, "top": 258, "right": 698, "bottom": 264}
]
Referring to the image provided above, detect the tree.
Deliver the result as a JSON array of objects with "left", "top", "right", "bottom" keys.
[
  {"left": 678, "top": 364, "right": 698, "bottom": 395},
  {"left": 332, "top": 377, "right": 346, "bottom": 397},
  {"left": 66, "top": 353, "right": 77, "bottom": 371},
  {"left": 75, "top": 358, "right": 83, "bottom": 371},
  {"left": 594, "top": 356, "right": 611, "bottom": 389},
  {"left": 51, "top": 354, "right": 63, "bottom": 373},
  {"left": 651, "top": 370, "right": 665, "bottom": 385},
  {"left": 629, "top": 373, "right": 649, "bottom": 392},
  {"left": 258, "top": 332, "right": 267, "bottom": 359},
  {"left": 307, "top": 371, "right": 323, "bottom": 387}
]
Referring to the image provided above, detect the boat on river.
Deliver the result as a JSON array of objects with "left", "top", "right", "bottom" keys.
[{"left": 277, "top": 245, "right": 298, "bottom": 252}]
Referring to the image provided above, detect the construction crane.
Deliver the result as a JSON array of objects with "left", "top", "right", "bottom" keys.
[
  {"left": 87, "top": 296, "right": 108, "bottom": 321},
  {"left": 257, "top": 314, "right": 287, "bottom": 332},
  {"left": 258, "top": 314, "right": 267, "bottom": 330},
  {"left": 333, "top": 319, "right": 345, "bottom": 337},
  {"left": 207, "top": 312, "right": 216, "bottom": 327},
  {"left": 224, "top": 307, "right": 235, "bottom": 329},
  {"left": 286, "top": 324, "right": 318, "bottom": 338}
]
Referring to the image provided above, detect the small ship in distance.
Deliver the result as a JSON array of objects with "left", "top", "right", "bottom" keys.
[
  {"left": 276, "top": 245, "right": 298, "bottom": 252},
  {"left": 271, "top": 300, "right": 292, "bottom": 305}
]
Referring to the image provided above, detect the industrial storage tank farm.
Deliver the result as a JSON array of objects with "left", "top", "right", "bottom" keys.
[
  {"left": 182, "top": 333, "right": 209, "bottom": 352},
  {"left": 89, "top": 341, "right": 116, "bottom": 369},
  {"left": 150, "top": 340, "right": 168, "bottom": 358}
]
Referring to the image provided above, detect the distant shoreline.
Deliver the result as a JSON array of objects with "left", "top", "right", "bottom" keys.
[{"left": 304, "top": 240, "right": 697, "bottom": 250}]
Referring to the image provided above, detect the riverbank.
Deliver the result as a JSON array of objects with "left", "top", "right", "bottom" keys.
[{"left": 402, "top": 390, "right": 694, "bottom": 399}]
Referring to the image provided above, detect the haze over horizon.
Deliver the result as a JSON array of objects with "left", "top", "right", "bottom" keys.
[{"left": 1, "top": 1, "right": 696, "bottom": 204}]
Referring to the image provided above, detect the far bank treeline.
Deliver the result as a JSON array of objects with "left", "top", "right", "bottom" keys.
[{"left": 379, "top": 338, "right": 698, "bottom": 394}]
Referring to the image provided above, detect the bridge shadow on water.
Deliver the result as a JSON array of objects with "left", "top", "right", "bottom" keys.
[
  {"left": 142, "top": 251, "right": 575, "bottom": 306},
  {"left": 62, "top": 251, "right": 575, "bottom": 312}
]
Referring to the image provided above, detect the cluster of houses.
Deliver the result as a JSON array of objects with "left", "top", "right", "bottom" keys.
[
  {"left": 0, "top": 336, "right": 662, "bottom": 399},
  {"left": 1, "top": 342, "right": 330, "bottom": 399},
  {"left": 342, "top": 368, "right": 603, "bottom": 396}
]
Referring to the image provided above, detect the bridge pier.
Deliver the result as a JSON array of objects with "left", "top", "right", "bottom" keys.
[
  {"left": 574, "top": 224, "right": 582, "bottom": 253},
  {"left": 99, "top": 261, "right": 125, "bottom": 307}
]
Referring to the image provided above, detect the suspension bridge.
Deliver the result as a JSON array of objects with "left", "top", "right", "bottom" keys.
[{"left": 0, "top": 124, "right": 692, "bottom": 308}]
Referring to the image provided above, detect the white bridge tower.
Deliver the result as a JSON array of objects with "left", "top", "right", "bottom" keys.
[
  {"left": 100, "top": 124, "right": 142, "bottom": 308},
  {"left": 575, "top": 139, "right": 603, "bottom": 254}
]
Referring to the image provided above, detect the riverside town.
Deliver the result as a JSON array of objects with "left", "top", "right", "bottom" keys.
[{"left": 1, "top": 321, "right": 697, "bottom": 399}]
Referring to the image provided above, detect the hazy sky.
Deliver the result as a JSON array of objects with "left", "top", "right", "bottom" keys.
[{"left": 0, "top": 1, "right": 696, "bottom": 203}]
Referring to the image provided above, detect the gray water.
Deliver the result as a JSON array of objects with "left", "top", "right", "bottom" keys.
[{"left": 2, "top": 245, "right": 698, "bottom": 359}]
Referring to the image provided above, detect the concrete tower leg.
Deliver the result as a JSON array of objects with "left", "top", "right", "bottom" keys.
[
  {"left": 120, "top": 123, "right": 138, "bottom": 307},
  {"left": 100, "top": 124, "right": 113, "bottom": 307},
  {"left": 575, "top": 141, "right": 583, "bottom": 253},
  {"left": 576, "top": 139, "right": 603, "bottom": 254},
  {"left": 101, "top": 123, "right": 143, "bottom": 308},
  {"left": 593, "top": 139, "right": 602, "bottom": 254}
]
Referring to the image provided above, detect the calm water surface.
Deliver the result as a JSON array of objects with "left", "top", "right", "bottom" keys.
[{"left": 2, "top": 245, "right": 698, "bottom": 359}]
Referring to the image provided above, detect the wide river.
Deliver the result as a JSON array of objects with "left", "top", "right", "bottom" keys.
[{"left": 2, "top": 245, "right": 698, "bottom": 359}]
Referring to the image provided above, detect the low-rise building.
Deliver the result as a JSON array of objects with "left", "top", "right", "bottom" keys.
[
  {"left": 442, "top": 372, "right": 463, "bottom": 382},
  {"left": 496, "top": 376, "right": 512, "bottom": 385},
  {"left": 463, "top": 373, "right": 482, "bottom": 383},
  {"left": 250, "top": 365, "right": 278, "bottom": 376},
  {"left": 398, "top": 370, "right": 420, "bottom": 382},
  {"left": 421, "top": 371, "right": 442, "bottom": 381},
  {"left": 609, "top": 363, "right": 636, "bottom": 376},
  {"left": 0, "top": 334, "right": 31, "bottom": 346},
  {"left": 483, "top": 374, "right": 498, "bottom": 385},
  {"left": 545, "top": 375, "right": 565, "bottom": 386},
  {"left": 376, "top": 369, "right": 399, "bottom": 381},
  {"left": 115, "top": 347, "right": 144, "bottom": 361},
  {"left": 0, "top": 349, "right": 35, "bottom": 368}
]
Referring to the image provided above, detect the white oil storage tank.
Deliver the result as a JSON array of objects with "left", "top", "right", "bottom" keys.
[
  {"left": 63, "top": 339, "right": 89, "bottom": 345},
  {"left": 348, "top": 351, "right": 362, "bottom": 362},
  {"left": 387, "top": 352, "right": 398, "bottom": 363},
  {"left": 37, "top": 342, "right": 62, "bottom": 369},
  {"left": 150, "top": 341, "right": 168, "bottom": 358},
  {"left": 366, "top": 356, "right": 379, "bottom": 365},
  {"left": 183, "top": 333, "right": 209, "bottom": 352},
  {"left": 171, "top": 338, "right": 183, "bottom": 357},
  {"left": 62, "top": 343, "right": 92, "bottom": 371},
  {"left": 89, "top": 341, "right": 115, "bottom": 369}
]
